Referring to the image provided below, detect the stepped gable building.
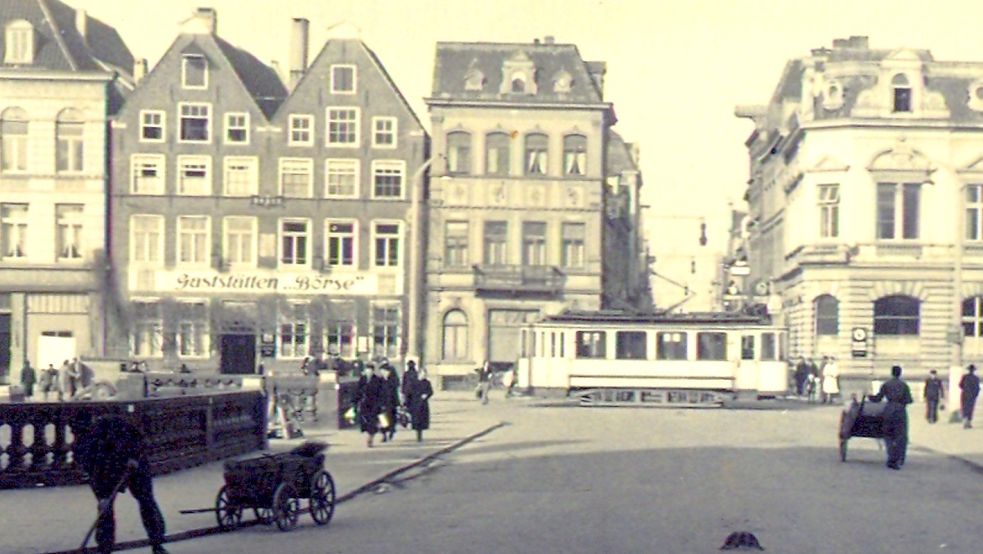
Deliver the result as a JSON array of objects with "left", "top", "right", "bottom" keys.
[
  {"left": 0, "top": 0, "right": 132, "bottom": 386},
  {"left": 424, "top": 38, "right": 647, "bottom": 385},
  {"left": 736, "top": 36, "right": 983, "bottom": 383}
]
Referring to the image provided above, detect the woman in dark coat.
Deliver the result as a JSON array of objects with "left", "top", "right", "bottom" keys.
[
  {"left": 356, "top": 363, "right": 385, "bottom": 447},
  {"left": 408, "top": 370, "right": 434, "bottom": 442},
  {"left": 381, "top": 365, "right": 400, "bottom": 442}
]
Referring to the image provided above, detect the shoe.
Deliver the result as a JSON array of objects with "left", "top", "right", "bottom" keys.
[
  {"left": 887, "top": 463, "right": 901, "bottom": 470},
  {"left": 152, "top": 546, "right": 170, "bottom": 554},
  {"left": 367, "top": 435, "right": 373, "bottom": 448}
]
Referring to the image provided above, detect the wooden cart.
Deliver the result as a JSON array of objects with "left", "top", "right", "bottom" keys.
[{"left": 838, "top": 397, "right": 887, "bottom": 462}]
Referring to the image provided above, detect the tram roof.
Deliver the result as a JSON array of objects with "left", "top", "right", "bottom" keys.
[{"left": 538, "top": 310, "right": 774, "bottom": 326}]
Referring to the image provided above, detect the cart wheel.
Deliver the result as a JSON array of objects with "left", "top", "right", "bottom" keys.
[
  {"left": 839, "top": 438, "right": 848, "bottom": 462},
  {"left": 309, "top": 470, "right": 336, "bottom": 526},
  {"left": 254, "top": 507, "right": 274, "bottom": 525},
  {"left": 272, "top": 482, "right": 300, "bottom": 531},
  {"left": 215, "top": 486, "right": 242, "bottom": 531}
]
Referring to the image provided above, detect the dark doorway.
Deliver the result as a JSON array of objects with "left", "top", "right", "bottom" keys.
[
  {"left": 220, "top": 334, "right": 256, "bottom": 374},
  {"left": 0, "top": 314, "right": 10, "bottom": 385}
]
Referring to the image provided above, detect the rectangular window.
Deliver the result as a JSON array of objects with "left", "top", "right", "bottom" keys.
[
  {"left": 445, "top": 221, "right": 469, "bottom": 267},
  {"left": 223, "top": 157, "right": 257, "bottom": 196},
  {"left": 697, "top": 332, "right": 727, "bottom": 361},
  {"left": 373, "top": 222, "right": 400, "bottom": 267},
  {"left": 4, "top": 26, "right": 33, "bottom": 64},
  {"left": 176, "top": 302, "right": 209, "bottom": 358},
  {"left": 177, "top": 215, "right": 210, "bottom": 265},
  {"left": 326, "top": 221, "right": 356, "bottom": 267},
  {"left": 525, "top": 134, "right": 549, "bottom": 175},
  {"left": 561, "top": 222, "right": 585, "bottom": 268},
  {"left": 131, "top": 302, "right": 162, "bottom": 357},
  {"left": 818, "top": 184, "right": 839, "bottom": 238},
  {"left": 56, "top": 204, "right": 83, "bottom": 260},
  {"left": 656, "top": 332, "right": 688, "bottom": 360},
  {"left": 131, "top": 154, "right": 165, "bottom": 194},
  {"left": 182, "top": 55, "right": 207, "bottom": 89},
  {"left": 522, "top": 221, "right": 547, "bottom": 266},
  {"left": 485, "top": 133, "right": 511, "bottom": 176},
  {"left": 483, "top": 221, "right": 508, "bottom": 265},
  {"left": 877, "top": 182, "right": 920, "bottom": 240},
  {"left": 325, "top": 159, "right": 358, "bottom": 197},
  {"left": 279, "top": 219, "right": 310, "bottom": 267},
  {"left": 372, "top": 117, "right": 397, "bottom": 148},
  {"left": 289, "top": 115, "right": 313, "bottom": 146},
  {"left": 224, "top": 112, "right": 249, "bottom": 144},
  {"left": 371, "top": 304, "right": 400, "bottom": 359},
  {"left": 761, "top": 333, "right": 776, "bottom": 361},
  {"left": 177, "top": 155, "right": 211, "bottom": 195},
  {"left": 902, "top": 183, "right": 919, "bottom": 239},
  {"left": 575, "top": 331, "right": 606, "bottom": 359},
  {"left": 967, "top": 185, "right": 983, "bottom": 241},
  {"left": 279, "top": 304, "right": 309, "bottom": 359},
  {"left": 140, "top": 110, "right": 164, "bottom": 142},
  {"left": 330, "top": 65, "right": 356, "bottom": 94},
  {"left": 131, "top": 215, "right": 164, "bottom": 264},
  {"left": 372, "top": 160, "right": 404, "bottom": 198},
  {"left": 223, "top": 216, "right": 256, "bottom": 267},
  {"left": 563, "top": 135, "right": 587, "bottom": 175},
  {"left": 447, "top": 132, "right": 471, "bottom": 174},
  {"left": 179, "top": 103, "right": 210, "bottom": 143},
  {"left": 327, "top": 107, "right": 358, "bottom": 146},
  {"left": 893, "top": 88, "right": 911, "bottom": 113},
  {"left": 56, "top": 120, "right": 84, "bottom": 172},
  {"left": 741, "top": 335, "right": 755, "bottom": 360},
  {"left": 0, "top": 117, "right": 28, "bottom": 171},
  {"left": 0, "top": 203, "right": 28, "bottom": 259},
  {"left": 325, "top": 316, "right": 355, "bottom": 358},
  {"left": 616, "top": 331, "right": 647, "bottom": 360},
  {"left": 876, "top": 183, "right": 895, "bottom": 239},
  {"left": 279, "top": 158, "right": 313, "bottom": 198}
]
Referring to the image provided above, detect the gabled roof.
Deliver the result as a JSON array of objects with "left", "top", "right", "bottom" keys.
[
  {"left": 214, "top": 36, "right": 286, "bottom": 118},
  {"left": 430, "top": 41, "right": 606, "bottom": 105}
]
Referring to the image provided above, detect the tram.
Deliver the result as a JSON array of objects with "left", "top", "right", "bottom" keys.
[{"left": 516, "top": 310, "right": 788, "bottom": 407}]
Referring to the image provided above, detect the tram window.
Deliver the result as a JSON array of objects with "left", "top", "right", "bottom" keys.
[
  {"left": 550, "top": 332, "right": 556, "bottom": 357},
  {"left": 529, "top": 331, "right": 536, "bottom": 357},
  {"left": 559, "top": 332, "right": 565, "bottom": 357},
  {"left": 575, "top": 330, "right": 606, "bottom": 358},
  {"left": 778, "top": 332, "right": 786, "bottom": 360},
  {"left": 520, "top": 330, "right": 527, "bottom": 357},
  {"left": 656, "top": 332, "right": 688, "bottom": 360},
  {"left": 615, "top": 331, "right": 647, "bottom": 359},
  {"left": 741, "top": 335, "right": 755, "bottom": 360},
  {"left": 697, "top": 332, "right": 727, "bottom": 360},
  {"left": 761, "top": 332, "right": 776, "bottom": 360}
]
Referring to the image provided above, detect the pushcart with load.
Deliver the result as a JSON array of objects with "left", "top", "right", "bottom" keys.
[{"left": 838, "top": 397, "right": 887, "bottom": 462}]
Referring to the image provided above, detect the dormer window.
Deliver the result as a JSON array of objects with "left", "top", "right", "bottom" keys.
[
  {"left": 510, "top": 74, "right": 527, "bottom": 93},
  {"left": 500, "top": 50, "right": 537, "bottom": 95},
  {"left": 821, "top": 79, "right": 844, "bottom": 111},
  {"left": 464, "top": 68, "right": 484, "bottom": 91},
  {"left": 182, "top": 55, "right": 208, "bottom": 89},
  {"left": 553, "top": 70, "right": 572, "bottom": 93},
  {"left": 4, "top": 20, "right": 34, "bottom": 64},
  {"left": 892, "top": 74, "right": 911, "bottom": 113}
]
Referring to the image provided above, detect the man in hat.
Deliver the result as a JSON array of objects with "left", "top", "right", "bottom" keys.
[
  {"left": 923, "top": 369, "right": 945, "bottom": 424},
  {"left": 869, "top": 365, "right": 913, "bottom": 470},
  {"left": 960, "top": 364, "right": 980, "bottom": 429}
]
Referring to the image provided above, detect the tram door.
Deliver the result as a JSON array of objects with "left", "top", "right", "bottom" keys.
[
  {"left": 487, "top": 310, "right": 539, "bottom": 367},
  {"left": 736, "top": 333, "right": 758, "bottom": 391}
]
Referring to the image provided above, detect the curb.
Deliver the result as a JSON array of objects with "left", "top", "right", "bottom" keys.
[
  {"left": 909, "top": 443, "right": 983, "bottom": 475},
  {"left": 48, "top": 421, "right": 507, "bottom": 554}
]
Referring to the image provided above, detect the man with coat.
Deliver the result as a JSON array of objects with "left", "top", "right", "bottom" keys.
[
  {"left": 960, "top": 364, "right": 981, "bottom": 429},
  {"left": 355, "top": 363, "right": 385, "bottom": 447},
  {"left": 408, "top": 369, "right": 434, "bottom": 442},
  {"left": 75, "top": 414, "right": 168, "bottom": 554},
  {"left": 869, "top": 365, "right": 913, "bottom": 470},
  {"left": 401, "top": 360, "right": 419, "bottom": 405},
  {"left": 20, "top": 360, "right": 36, "bottom": 400},
  {"left": 923, "top": 369, "right": 945, "bottom": 424},
  {"left": 380, "top": 364, "right": 401, "bottom": 442}
]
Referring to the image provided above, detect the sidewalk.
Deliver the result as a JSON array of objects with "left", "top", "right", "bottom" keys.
[
  {"left": 0, "top": 392, "right": 508, "bottom": 554},
  {"left": 908, "top": 402, "right": 983, "bottom": 469}
]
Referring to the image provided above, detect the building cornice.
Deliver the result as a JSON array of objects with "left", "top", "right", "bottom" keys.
[
  {"left": 425, "top": 97, "right": 613, "bottom": 112},
  {"left": 0, "top": 70, "right": 114, "bottom": 82}
]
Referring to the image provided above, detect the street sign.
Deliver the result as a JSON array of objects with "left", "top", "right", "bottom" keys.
[{"left": 851, "top": 327, "right": 868, "bottom": 358}]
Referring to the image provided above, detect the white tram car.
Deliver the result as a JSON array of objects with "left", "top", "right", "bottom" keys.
[{"left": 516, "top": 311, "right": 788, "bottom": 406}]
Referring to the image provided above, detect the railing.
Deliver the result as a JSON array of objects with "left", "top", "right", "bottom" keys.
[
  {"left": 473, "top": 264, "right": 565, "bottom": 295},
  {"left": 0, "top": 391, "right": 265, "bottom": 489}
]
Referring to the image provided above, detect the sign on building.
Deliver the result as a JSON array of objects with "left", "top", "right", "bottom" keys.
[{"left": 851, "top": 327, "right": 868, "bottom": 358}]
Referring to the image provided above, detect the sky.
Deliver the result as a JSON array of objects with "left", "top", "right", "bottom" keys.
[{"left": 70, "top": 0, "right": 983, "bottom": 306}]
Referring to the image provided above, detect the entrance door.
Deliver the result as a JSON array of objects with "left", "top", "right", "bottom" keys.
[
  {"left": 220, "top": 334, "right": 256, "bottom": 374},
  {"left": 0, "top": 314, "right": 10, "bottom": 385}
]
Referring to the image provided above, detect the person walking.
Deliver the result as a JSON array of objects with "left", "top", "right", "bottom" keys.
[
  {"left": 794, "top": 356, "right": 808, "bottom": 396},
  {"left": 476, "top": 360, "right": 493, "bottom": 405},
  {"left": 959, "top": 364, "right": 980, "bottom": 429},
  {"left": 408, "top": 369, "right": 434, "bottom": 442},
  {"left": 20, "top": 360, "right": 36, "bottom": 400},
  {"left": 58, "top": 359, "right": 73, "bottom": 401},
  {"left": 380, "top": 364, "right": 400, "bottom": 442},
  {"left": 868, "top": 365, "right": 913, "bottom": 470},
  {"left": 39, "top": 364, "right": 58, "bottom": 401},
  {"left": 923, "top": 369, "right": 945, "bottom": 424},
  {"left": 75, "top": 414, "right": 168, "bottom": 554},
  {"left": 401, "top": 360, "right": 420, "bottom": 405},
  {"left": 355, "top": 363, "right": 385, "bottom": 447},
  {"left": 821, "top": 356, "right": 840, "bottom": 404}
]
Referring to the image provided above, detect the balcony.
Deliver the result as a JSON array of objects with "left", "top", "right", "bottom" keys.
[{"left": 472, "top": 264, "right": 565, "bottom": 296}]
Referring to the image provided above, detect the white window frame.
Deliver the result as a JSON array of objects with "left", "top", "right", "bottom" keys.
[
  {"left": 139, "top": 110, "right": 165, "bottom": 143},
  {"left": 330, "top": 64, "right": 357, "bottom": 94},
  {"left": 278, "top": 218, "right": 311, "bottom": 269},
  {"left": 278, "top": 303, "right": 310, "bottom": 359},
  {"left": 371, "top": 159, "right": 406, "bottom": 200},
  {"left": 966, "top": 184, "right": 983, "bottom": 242},
  {"left": 177, "top": 155, "right": 212, "bottom": 196},
  {"left": 818, "top": 184, "right": 840, "bottom": 239},
  {"left": 182, "top": 54, "right": 208, "bottom": 90},
  {"left": 325, "top": 219, "right": 358, "bottom": 268},
  {"left": 130, "top": 215, "right": 165, "bottom": 266},
  {"left": 0, "top": 109, "right": 29, "bottom": 173},
  {"left": 288, "top": 114, "right": 314, "bottom": 146},
  {"left": 325, "top": 159, "right": 359, "bottom": 198},
  {"left": 55, "top": 115, "right": 84, "bottom": 174},
  {"left": 876, "top": 182, "right": 921, "bottom": 241},
  {"left": 131, "top": 300, "right": 163, "bottom": 358},
  {"left": 176, "top": 300, "right": 210, "bottom": 359},
  {"left": 222, "top": 216, "right": 257, "bottom": 268},
  {"left": 326, "top": 107, "right": 359, "bottom": 147},
  {"left": 372, "top": 116, "right": 398, "bottom": 149},
  {"left": 561, "top": 222, "right": 585, "bottom": 268},
  {"left": 4, "top": 21, "right": 34, "bottom": 65},
  {"left": 278, "top": 157, "right": 314, "bottom": 198},
  {"left": 178, "top": 102, "right": 211, "bottom": 144},
  {"left": 370, "top": 302, "right": 400, "bottom": 359},
  {"left": 130, "top": 154, "right": 166, "bottom": 195},
  {"left": 55, "top": 204, "right": 84, "bottom": 261},
  {"left": 223, "top": 112, "right": 249, "bottom": 145},
  {"left": 0, "top": 203, "right": 29, "bottom": 260},
  {"left": 176, "top": 215, "right": 211, "bottom": 267},
  {"left": 222, "top": 156, "right": 258, "bottom": 197},
  {"left": 372, "top": 220, "right": 402, "bottom": 268}
]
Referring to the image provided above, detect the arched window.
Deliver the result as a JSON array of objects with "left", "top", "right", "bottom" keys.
[
  {"left": 485, "top": 132, "right": 511, "bottom": 176},
  {"left": 446, "top": 131, "right": 471, "bottom": 174},
  {"left": 56, "top": 108, "right": 84, "bottom": 172},
  {"left": 563, "top": 134, "right": 587, "bottom": 175},
  {"left": 962, "top": 296, "right": 983, "bottom": 338},
  {"left": 4, "top": 20, "right": 34, "bottom": 64},
  {"left": 511, "top": 74, "right": 526, "bottom": 93},
  {"left": 442, "top": 310, "right": 468, "bottom": 360},
  {"left": 815, "top": 295, "right": 839, "bottom": 336},
  {"left": 0, "top": 107, "right": 28, "bottom": 172},
  {"left": 524, "top": 133, "right": 548, "bottom": 175},
  {"left": 892, "top": 73, "right": 912, "bottom": 113},
  {"left": 873, "top": 295, "right": 919, "bottom": 335}
]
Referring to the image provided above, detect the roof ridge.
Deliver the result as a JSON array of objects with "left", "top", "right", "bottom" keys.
[{"left": 36, "top": 0, "right": 77, "bottom": 71}]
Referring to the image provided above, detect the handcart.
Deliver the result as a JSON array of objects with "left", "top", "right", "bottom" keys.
[{"left": 838, "top": 397, "right": 886, "bottom": 462}]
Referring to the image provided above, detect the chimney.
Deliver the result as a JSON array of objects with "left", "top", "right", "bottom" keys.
[
  {"left": 195, "top": 7, "right": 217, "bottom": 34},
  {"left": 289, "top": 18, "right": 309, "bottom": 91},
  {"left": 133, "top": 58, "right": 147, "bottom": 83},
  {"left": 848, "top": 35, "right": 869, "bottom": 49},
  {"left": 544, "top": 35, "right": 555, "bottom": 45},
  {"left": 75, "top": 8, "right": 87, "bottom": 41}
]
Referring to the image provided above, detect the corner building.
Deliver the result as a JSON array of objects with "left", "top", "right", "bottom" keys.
[
  {"left": 424, "top": 39, "right": 646, "bottom": 386},
  {"left": 737, "top": 36, "right": 983, "bottom": 384}
]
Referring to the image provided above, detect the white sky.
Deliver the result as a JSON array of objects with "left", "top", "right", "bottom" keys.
[{"left": 71, "top": 0, "right": 983, "bottom": 300}]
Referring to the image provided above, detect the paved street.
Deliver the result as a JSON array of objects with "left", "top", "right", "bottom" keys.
[{"left": 153, "top": 396, "right": 982, "bottom": 554}]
